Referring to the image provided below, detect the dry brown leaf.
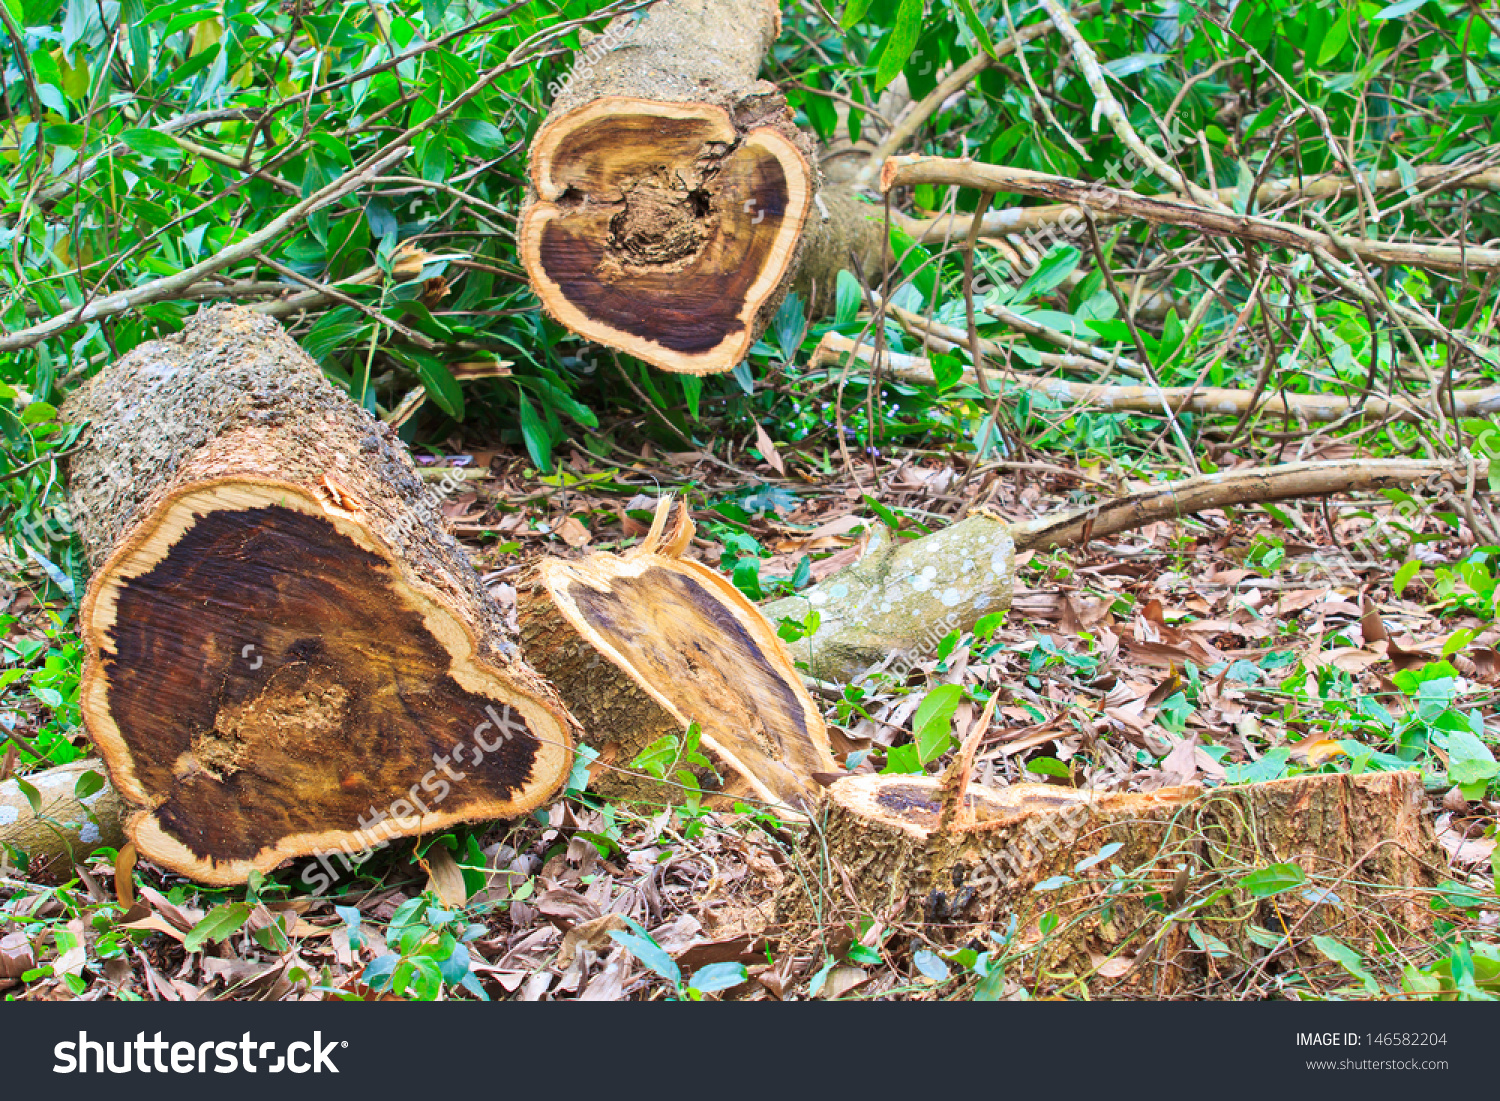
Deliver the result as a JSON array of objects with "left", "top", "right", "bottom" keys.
[
  {"left": 752, "top": 423, "right": 785, "bottom": 475},
  {"left": 137, "top": 885, "right": 203, "bottom": 932},
  {"left": 421, "top": 843, "right": 470, "bottom": 907},
  {"left": 0, "top": 931, "right": 36, "bottom": 980},
  {"left": 554, "top": 515, "right": 592, "bottom": 548},
  {"left": 558, "top": 913, "right": 629, "bottom": 967},
  {"left": 818, "top": 965, "right": 869, "bottom": 1000},
  {"left": 120, "top": 914, "right": 189, "bottom": 943}
]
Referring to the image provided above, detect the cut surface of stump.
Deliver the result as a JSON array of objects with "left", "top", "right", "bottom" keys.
[
  {"left": 62, "top": 306, "right": 575, "bottom": 885},
  {"left": 519, "top": 0, "right": 815, "bottom": 374},
  {"left": 778, "top": 769, "right": 1442, "bottom": 997},
  {"left": 520, "top": 500, "right": 835, "bottom": 813}
]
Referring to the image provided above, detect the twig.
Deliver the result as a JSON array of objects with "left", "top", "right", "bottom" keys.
[
  {"left": 0, "top": 147, "right": 409, "bottom": 352},
  {"left": 1036, "top": 0, "right": 1231, "bottom": 211}
]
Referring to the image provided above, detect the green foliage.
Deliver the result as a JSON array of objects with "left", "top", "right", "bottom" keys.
[{"left": 359, "top": 893, "right": 489, "bottom": 1001}]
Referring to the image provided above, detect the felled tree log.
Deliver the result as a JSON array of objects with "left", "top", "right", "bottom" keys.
[
  {"left": 520, "top": 0, "right": 816, "bottom": 374},
  {"left": 520, "top": 0, "right": 889, "bottom": 371},
  {"left": 775, "top": 767, "right": 1442, "bottom": 997},
  {"left": 763, "top": 458, "right": 1489, "bottom": 682},
  {"left": 60, "top": 305, "right": 577, "bottom": 886},
  {"left": 0, "top": 759, "right": 126, "bottom": 879},
  {"left": 519, "top": 500, "right": 835, "bottom": 813},
  {"left": 763, "top": 511, "right": 1018, "bottom": 685}
]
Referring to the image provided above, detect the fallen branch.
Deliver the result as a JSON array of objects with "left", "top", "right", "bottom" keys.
[
  {"left": 894, "top": 161, "right": 1500, "bottom": 244},
  {"left": 0, "top": 758, "right": 126, "bottom": 878},
  {"left": 764, "top": 456, "right": 1489, "bottom": 681},
  {"left": 811, "top": 331, "right": 1500, "bottom": 425},
  {"left": 881, "top": 156, "right": 1500, "bottom": 275}
]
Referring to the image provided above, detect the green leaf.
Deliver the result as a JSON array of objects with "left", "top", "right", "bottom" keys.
[
  {"left": 630, "top": 735, "right": 679, "bottom": 781},
  {"left": 1445, "top": 728, "right": 1499, "bottom": 787},
  {"left": 1393, "top": 559, "right": 1421, "bottom": 597},
  {"left": 388, "top": 350, "right": 463, "bottom": 421},
  {"left": 930, "top": 352, "right": 964, "bottom": 392},
  {"left": 14, "top": 777, "right": 40, "bottom": 815},
  {"left": 1074, "top": 841, "right": 1123, "bottom": 873},
  {"left": 184, "top": 901, "right": 252, "bottom": 953},
  {"left": 1025, "top": 757, "right": 1070, "bottom": 778},
  {"left": 913, "top": 949, "right": 950, "bottom": 982},
  {"left": 516, "top": 389, "right": 552, "bottom": 472},
  {"left": 609, "top": 929, "right": 681, "bottom": 987},
  {"left": 913, "top": 683, "right": 963, "bottom": 765},
  {"left": 862, "top": 494, "right": 902, "bottom": 533},
  {"left": 120, "top": 128, "right": 183, "bottom": 163},
  {"left": 688, "top": 962, "right": 747, "bottom": 993},
  {"left": 1317, "top": 10, "right": 1350, "bottom": 64},
  {"left": 1372, "top": 0, "right": 1428, "bottom": 17},
  {"left": 974, "top": 612, "right": 1006, "bottom": 640},
  {"left": 1313, "top": 935, "right": 1380, "bottom": 994},
  {"left": 1237, "top": 862, "right": 1307, "bottom": 898},
  {"left": 881, "top": 743, "right": 922, "bottom": 774},
  {"left": 72, "top": 769, "right": 104, "bottom": 800},
  {"left": 834, "top": 269, "right": 862, "bottom": 327},
  {"left": 1016, "top": 246, "right": 1081, "bottom": 301},
  {"left": 838, "top": 0, "right": 873, "bottom": 29},
  {"left": 455, "top": 118, "right": 504, "bottom": 154},
  {"left": 972, "top": 957, "right": 1006, "bottom": 1000},
  {"left": 874, "top": 0, "right": 923, "bottom": 90},
  {"left": 18, "top": 401, "right": 55, "bottom": 426}
]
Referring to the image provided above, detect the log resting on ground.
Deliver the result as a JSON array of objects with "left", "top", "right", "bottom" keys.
[
  {"left": 61, "top": 306, "right": 576, "bottom": 885},
  {"left": 763, "top": 459, "right": 1490, "bottom": 682},
  {"left": 0, "top": 759, "right": 126, "bottom": 879}
]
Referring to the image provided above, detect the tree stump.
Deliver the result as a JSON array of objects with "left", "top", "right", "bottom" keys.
[
  {"left": 60, "top": 306, "right": 576, "bottom": 885},
  {"left": 519, "top": 500, "right": 835, "bottom": 813},
  {"left": 776, "top": 769, "right": 1443, "bottom": 997},
  {"left": 519, "top": 0, "right": 817, "bottom": 374}
]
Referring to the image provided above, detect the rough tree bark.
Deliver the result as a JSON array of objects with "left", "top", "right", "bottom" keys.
[
  {"left": 519, "top": 0, "right": 887, "bottom": 372},
  {"left": 60, "top": 305, "right": 577, "bottom": 885},
  {"left": 775, "top": 765, "right": 1442, "bottom": 997},
  {"left": 0, "top": 758, "right": 125, "bottom": 878},
  {"left": 519, "top": 500, "right": 835, "bottom": 813}
]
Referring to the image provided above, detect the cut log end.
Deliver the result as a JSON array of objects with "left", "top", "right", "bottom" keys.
[
  {"left": 64, "top": 307, "right": 575, "bottom": 886},
  {"left": 521, "top": 503, "right": 834, "bottom": 813},
  {"left": 521, "top": 98, "right": 813, "bottom": 374}
]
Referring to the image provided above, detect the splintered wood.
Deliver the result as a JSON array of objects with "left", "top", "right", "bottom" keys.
[{"left": 520, "top": 499, "right": 835, "bottom": 813}]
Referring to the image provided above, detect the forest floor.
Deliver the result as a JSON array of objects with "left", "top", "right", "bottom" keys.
[{"left": 4, "top": 431, "right": 1497, "bottom": 1001}]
